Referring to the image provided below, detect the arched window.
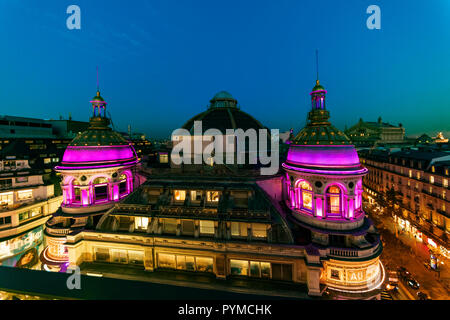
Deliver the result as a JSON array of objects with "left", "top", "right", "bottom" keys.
[
  {"left": 93, "top": 177, "right": 108, "bottom": 202},
  {"left": 296, "top": 180, "right": 313, "bottom": 212},
  {"left": 119, "top": 174, "right": 127, "bottom": 196},
  {"left": 326, "top": 185, "right": 342, "bottom": 216},
  {"left": 72, "top": 179, "right": 81, "bottom": 203}
]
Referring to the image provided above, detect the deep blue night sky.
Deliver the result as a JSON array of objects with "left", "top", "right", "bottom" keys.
[{"left": 0, "top": 0, "right": 448, "bottom": 139}]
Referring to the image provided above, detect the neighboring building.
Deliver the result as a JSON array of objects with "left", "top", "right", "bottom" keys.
[
  {"left": 41, "top": 89, "right": 144, "bottom": 271},
  {"left": 48, "top": 119, "right": 90, "bottom": 139},
  {"left": 360, "top": 148, "right": 450, "bottom": 261},
  {"left": 0, "top": 150, "right": 62, "bottom": 269},
  {"left": 415, "top": 134, "right": 434, "bottom": 145},
  {"left": 345, "top": 117, "right": 405, "bottom": 147},
  {"left": 61, "top": 81, "right": 383, "bottom": 299},
  {"left": 0, "top": 115, "right": 89, "bottom": 139}
]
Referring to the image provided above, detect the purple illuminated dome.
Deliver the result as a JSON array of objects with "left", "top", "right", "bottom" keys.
[
  {"left": 283, "top": 80, "right": 367, "bottom": 175},
  {"left": 55, "top": 90, "right": 138, "bottom": 170}
]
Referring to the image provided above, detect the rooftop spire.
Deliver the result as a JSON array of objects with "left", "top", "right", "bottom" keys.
[
  {"left": 316, "top": 49, "right": 319, "bottom": 83},
  {"left": 96, "top": 66, "right": 99, "bottom": 92}
]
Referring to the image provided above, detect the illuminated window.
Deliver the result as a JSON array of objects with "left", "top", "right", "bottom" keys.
[
  {"left": 128, "top": 251, "right": 144, "bottom": 265},
  {"left": 230, "top": 259, "right": 249, "bottom": 276},
  {"left": 443, "top": 191, "right": 446, "bottom": 200},
  {"left": 250, "top": 261, "right": 271, "bottom": 278},
  {"left": 177, "top": 255, "right": 196, "bottom": 271},
  {"left": 417, "top": 172, "right": 421, "bottom": 180},
  {"left": 190, "top": 190, "right": 202, "bottom": 201},
  {"left": 174, "top": 190, "right": 186, "bottom": 201},
  {"left": 17, "top": 189, "right": 32, "bottom": 201},
  {"left": 432, "top": 166, "right": 435, "bottom": 173},
  {"left": 296, "top": 180, "right": 313, "bottom": 211},
  {"left": 430, "top": 176, "right": 434, "bottom": 184},
  {"left": 199, "top": 220, "right": 215, "bottom": 235},
  {"left": 158, "top": 253, "right": 176, "bottom": 269},
  {"left": 231, "top": 222, "right": 248, "bottom": 237},
  {"left": 44, "top": 158, "right": 51, "bottom": 164},
  {"left": 252, "top": 223, "right": 267, "bottom": 238},
  {"left": 111, "top": 250, "right": 128, "bottom": 264},
  {"left": 206, "top": 191, "right": 220, "bottom": 202},
  {"left": 444, "top": 179, "right": 448, "bottom": 188},
  {"left": 0, "top": 192, "right": 13, "bottom": 205},
  {"left": 195, "top": 257, "right": 214, "bottom": 272},
  {"left": 409, "top": 170, "right": 412, "bottom": 178},
  {"left": 326, "top": 186, "right": 342, "bottom": 215},
  {"left": 134, "top": 217, "right": 149, "bottom": 230}
]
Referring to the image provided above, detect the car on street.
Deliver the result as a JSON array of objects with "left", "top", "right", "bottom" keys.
[
  {"left": 397, "top": 267, "right": 410, "bottom": 280},
  {"left": 406, "top": 277, "right": 420, "bottom": 290},
  {"left": 417, "top": 291, "right": 429, "bottom": 300}
]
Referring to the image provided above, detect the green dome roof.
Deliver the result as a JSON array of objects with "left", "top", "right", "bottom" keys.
[
  {"left": 311, "top": 80, "right": 325, "bottom": 92},
  {"left": 213, "top": 91, "right": 234, "bottom": 100},
  {"left": 69, "top": 128, "right": 128, "bottom": 147}
]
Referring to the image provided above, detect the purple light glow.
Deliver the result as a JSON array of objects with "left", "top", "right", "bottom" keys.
[
  {"left": 283, "top": 163, "right": 367, "bottom": 175},
  {"left": 55, "top": 161, "right": 138, "bottom": 170},
  {"left": 286, "top": 145, "right": 361, "bottom": 169},
  {"left": 62, "top": 145, "right": 136, "bottom": 164}
]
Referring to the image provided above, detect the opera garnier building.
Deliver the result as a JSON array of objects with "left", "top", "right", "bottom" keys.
[{"left": 53, "top": 82, "right": 384, "bottom": 299}]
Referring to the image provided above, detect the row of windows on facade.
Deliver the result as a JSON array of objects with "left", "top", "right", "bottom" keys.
[
  {"left": 173, "top": 190, "right": 220, "bottom": 202},
  {"left": 366, "top": 169, "right": 448, "bottom": 197},
  {"left": 69, "top": 175, "right": 128, "bottom": 203},
  {"left": 290, "top": 180, "right": 362, "bottom": 216},
  {"left": 0, "top": 177, "right": 32, "bottom": 190},
  {"left": 0, "top": 189, "right": 34, "bottom": 205},
  {"left": 390, "top": 157, "right": 450, "bottom": 175},
  {"left": 134, "top": 216, "right": 268, "bottom": 238},
  {"left": 93, "top": 248, "right": 293, "bottom": 281},
  {"left": 365, "top": 158, "right": 450, "bottom": 179},
  {"left": 0, "top": 206, "right": 42, "bottom": 226}
]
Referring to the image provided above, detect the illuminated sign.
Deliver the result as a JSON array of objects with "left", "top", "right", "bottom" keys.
[
  {"left": 347, "top": 269, "right": 366, "bottom": 282},
  {"left": 0, "top": 226, "right": 44, "bottom": 261}
]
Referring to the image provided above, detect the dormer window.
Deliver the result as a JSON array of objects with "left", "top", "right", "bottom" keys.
[
  {"left": 174, "top": 190, "right": 186, "bottom": 201},
  {"left": 206, "top": 191, "right": 220, "bottom": 202}
]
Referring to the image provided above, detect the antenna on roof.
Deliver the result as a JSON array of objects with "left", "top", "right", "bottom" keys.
[
  {"left": 96, "top": 66, "right": 99, "bottom": 91},
  {"left": 315, "top": 49, "right": 319, "bottom": 81}
]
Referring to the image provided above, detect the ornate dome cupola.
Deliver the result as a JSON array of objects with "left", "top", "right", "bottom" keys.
[
  {"left": 282, "top": 76, "right": 383, "bottom": 296},
  {"left": 89, "top": 90, "right": 109, "bottom": 128},
  {"left": 55, "top": 88, "right": 140, "bottom": 210},
  {"left": 208, "top": 91, "right": 238, "bottom": 109},
  {"left": 45, "top": 86, "right": 144, "bottom": 269}
]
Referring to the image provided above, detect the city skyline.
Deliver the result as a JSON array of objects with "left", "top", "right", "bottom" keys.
[{"left": 0, "top": 0, "right": 449, "bottom": 139}]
